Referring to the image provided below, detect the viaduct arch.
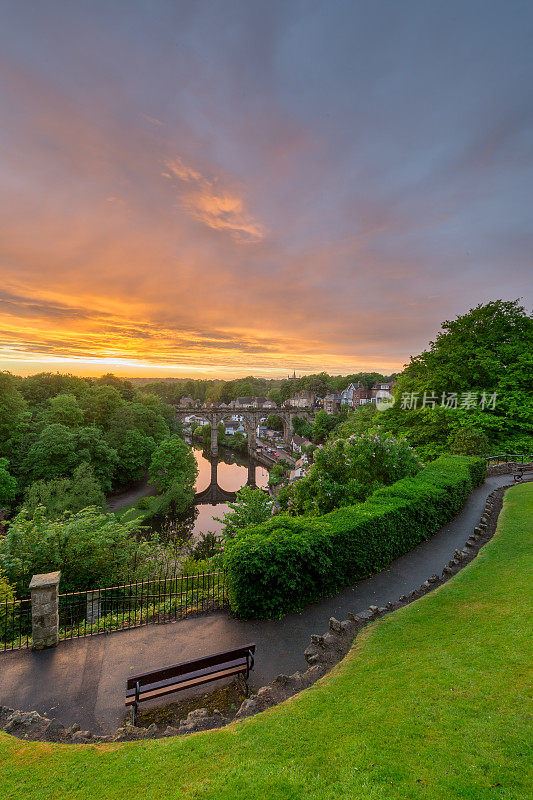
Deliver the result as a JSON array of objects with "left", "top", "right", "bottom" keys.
[{"left": 174, "top": 406, "right": 313, "bottom": 457}]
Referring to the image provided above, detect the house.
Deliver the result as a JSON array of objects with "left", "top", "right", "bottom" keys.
[
  {"left": 371, "top": 381, "right": 396, "bottom": 405},
  {"left": 179, "top": 396, "right": 194, "bottom": 407},
  {"left": 287, "top": 391, "right": 315, "bottom": 408},
  {"left": 323, "top": 393, "right": 341, "bottom": 414},
  {"left": 252, "top": 397, "right": 267, "bottom": 408},
  {"left": 292, "top": 434, "right": 312, "bottom": 455},
  {"left": 256, "top": 424, "right": 268, "bottom": 437},
  {"left": 235, "top": 397, "right": 253, "bottom": 408},
  {"left": 263, "top": 399, "right": 277, "bottom": 409},
  {"left": 339, "top": 382, "right": 372, "bottom": 408},
  {"left": 289, "top": 456, "right": 308, "bottom": 482},
  {"left": 224, "top": 420, "right": 246, "bottom": 436}
]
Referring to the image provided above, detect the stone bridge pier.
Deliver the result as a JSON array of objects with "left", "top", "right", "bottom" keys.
[{"left": 174, "top": 406, "right": 313, "bottom": 458}]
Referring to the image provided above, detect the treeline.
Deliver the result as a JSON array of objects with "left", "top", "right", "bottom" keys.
[
  {"left": 139, "top": 371, "right": 396, "bottom": 406},
  {"left": 0, "top": 372, "right": 185, "bottom": 515}
]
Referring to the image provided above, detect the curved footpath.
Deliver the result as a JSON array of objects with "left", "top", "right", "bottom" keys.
[{"left": 0, "top": 474, "right": 512, "bottom": 733}]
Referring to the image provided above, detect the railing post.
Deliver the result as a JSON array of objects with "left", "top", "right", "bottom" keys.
[
  {"left": 29, "top": 571, "right": 60, "bottom": 650},
  {"left": 86, "top": 590, "right": 101, "bottom": 625}
]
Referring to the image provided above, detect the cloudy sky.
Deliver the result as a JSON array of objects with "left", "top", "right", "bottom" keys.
[{"left": 1, "top": 0, "right": 532, "bottom": 377}]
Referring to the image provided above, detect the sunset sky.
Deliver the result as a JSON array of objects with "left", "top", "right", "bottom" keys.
[{"left": 1, "top": 0, "right": 532, "bottom": 378}]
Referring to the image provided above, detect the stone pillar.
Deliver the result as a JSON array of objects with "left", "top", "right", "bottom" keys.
[
  {"left": 284, "top": 415, "right": 292, "bottom": 449},
  {"left": 210, "top": 422, "right": 218, "bottom": 457},
  {"left": 210, "top": 456, "right": 218, "bottom": 487},
  {"left": 86, "top": 590, "right": 101, "bottom": 625},
  {"left": 247, "top": 460, "right": 256, "bottom": 487},
  {"left": 247, "top": 423, "right": 256, "bottom": 456},
  {"left": 29, "top": 571, "right": 60, "bottom": 650}
]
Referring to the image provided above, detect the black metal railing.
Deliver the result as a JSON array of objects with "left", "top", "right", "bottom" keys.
[
  {"left": 1, "top": 596, "right": 32, "bottom": 651},
  {"left": 486, "top": 454, "right": 533, "bottom": 465},
  {"left": 58, "top": 569, "right": 227, "bottom": 641}
]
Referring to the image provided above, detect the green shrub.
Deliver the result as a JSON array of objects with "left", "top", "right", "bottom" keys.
[
  {"left": 0, "top": 569, "right": 17, "bottom": 640},
  {"left": 224, "top": 455, "right": 485, "bottom": 618}
]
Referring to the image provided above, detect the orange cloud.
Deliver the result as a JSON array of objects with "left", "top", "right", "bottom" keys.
[{"left": 163, "top": 157, "right": 266, "bottom": 242}]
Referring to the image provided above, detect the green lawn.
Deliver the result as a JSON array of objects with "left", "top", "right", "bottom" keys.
[{"left": 1, "top": 483, "right": 531, "bottom": 800}]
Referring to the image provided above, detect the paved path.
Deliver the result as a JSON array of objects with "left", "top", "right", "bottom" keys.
[{"left": 0, "top": 475, "right": 511, "bottom": 733}]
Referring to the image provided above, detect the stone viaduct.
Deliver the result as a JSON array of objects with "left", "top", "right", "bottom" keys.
[{"left": 174, "top": 406, "right": 313, "bottom": 458}]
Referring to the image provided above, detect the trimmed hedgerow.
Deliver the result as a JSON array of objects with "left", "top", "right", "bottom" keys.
[{"left": 224, "top": 455, "right": 485, "bottom": 618}]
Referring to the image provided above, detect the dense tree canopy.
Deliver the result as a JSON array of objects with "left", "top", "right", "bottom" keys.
[{"left": 381, "top": 300, "right": 533, "bottom": 456}]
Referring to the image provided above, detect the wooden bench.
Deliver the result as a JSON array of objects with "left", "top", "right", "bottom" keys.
[
  {"left": 512, "top": 466, "right": 533, "bottom": 482},
  {"left": 126, "top": 643, "right": 256, "bottom": 724}
]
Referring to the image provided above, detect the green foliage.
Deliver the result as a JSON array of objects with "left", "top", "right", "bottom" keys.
[
  {"left": 96, "top": 373, "right": 135, "bottom": 401},
  {"left": 23, "top": 463, "right": 105, "bottom": 516},
  {"left": 224, "top": 455, "right": 484, "bottom": 618},
  {"left": 266, "top": 414, "right": 283, "bottom": 432},
  {"left": 107, "top": 402, "right": 170, "bottom": 445},
  {"left": 43, "top": 393, "right": 84, "bottom": 428},
  {"left": 81, "top": 385, "right": 124, "bottom": 429},
  {"left": 292, "top": 416, "right": 313, "bottom": 439},
  {"left": 0, "top": 372, "right": 30, "bottom": 464},
  {"left": 147, "top": 436, "right": 198, "bottom": 515},
  {"left": 0, "top": 458, "right": 17, "bottom": 508},
  {"left": 311, "top": 409, "right": 337, "bottom": 442},
  {"left": 450, "top": 426, "right": 491, "bottom": 456},
  {"left": 384, "top": 299, "right": 533, "bottom": 455},
  {"left": 268, "top": 463, "right": 288, "bottom": 487},
  {"left": 0, "top": 569, "right": 17, "bottom": 640},
  {"left": 19, "top": 372, "right": 89, "bottom": 407},
  {"left": 24, "top": 423, "right": 78, "bottom": 481},
  {"left": 281, "top": 431, "right": 422, "bottom": 516},
  {"left": 215, "top": 485, "right": 273, "bottom": 540},
  {"left": 23, "top": 423, "right": 119, "bottom": 492},
  {"left": 113, "top": 429, "right": 156, "bottom": 485},
  {"left": 0, "top": 505, "right": 157, "bottom": 593}
]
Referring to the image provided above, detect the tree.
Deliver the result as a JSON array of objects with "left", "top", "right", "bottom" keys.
[
  {"left": 19, "top": 372, "right": 89, "bottom": 407},
  {"left": 107, "top": 403, "right": 169, "bottom": 446},
  {"left": 74, "top": 426, "right": 119, "bottom": 492},
  {"left": 96, "top": 374, "right": 135, "bottom": 401},
  {"left": 266, "top": 414, "right": 283, "bottom": 432},
  {"left": 385, "top": 299, "right": 533, "bottom": 454},
  {"left": 81, "top": 385, "right": 124, "bottom": 429},
  {"left": 215, "top": 486, "right": 273, "bottom": 539},
  {"left": 0, "top": 458, "right": 17, "bottom": 508},
  {"left": 450, "top": 427, "right": 490, "bottom": 456},
  {"left": 0, "top": 506, "right": 156, "bottom": 593},
  {"left": 292, "top": 417, "right": 313, "bottom": 439},
  {"left": 24, "top": 424, "right": 78, "bottom": 481},
  {"left": 115, "top": 429, "right": 156, "bottom": 485},
  {"left": 24, "top": 463, "right": 105, "bottom": 516},
  {"left": 267, "top": 389, "right": 282, "bottom": 405},
  {"left": 148, "top": 437, "right": 198, "bottom": 514},
  {"left": 0, "top": 570, "right": 17, "bottom": 641},
  {"left": 283, "top": 431, "right": 422, "bottom": 516},
  {"left": 43, "top": 393, "right": 84, "bottom": 428},
  {"left": 311, "top": 410, "right": 337, "bottom": 442},
  {"left": 0, "top": 372, "right": 29, "bottom": 451}
]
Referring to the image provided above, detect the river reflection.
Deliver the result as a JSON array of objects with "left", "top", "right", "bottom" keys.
[{"left": 153, "top": 444, "right": 269, "bottom": 542}]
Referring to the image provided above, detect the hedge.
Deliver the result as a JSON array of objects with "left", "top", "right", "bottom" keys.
[{"left": 224, "top": 455, "right": 485, "bottom": 618}]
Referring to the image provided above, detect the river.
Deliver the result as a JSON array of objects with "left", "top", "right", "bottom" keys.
[{"left": 108, "top": 443, "right": 269, "bottom": 542}]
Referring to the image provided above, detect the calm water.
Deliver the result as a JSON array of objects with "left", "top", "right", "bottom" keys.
[
  {"left": 192, "top": 444, "right": 269, "bottom": 535},
  {"left": 154, "top": 443, "right": 269, "bottom": 541}
]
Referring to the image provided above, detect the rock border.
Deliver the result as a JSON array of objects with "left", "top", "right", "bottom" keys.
[{"left": 0, "top": 482, "right": 513, "bottom": 744}]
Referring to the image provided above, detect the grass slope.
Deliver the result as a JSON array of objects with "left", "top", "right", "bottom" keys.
[{"left": 0, "top": 483, "right": 531, "bottom": 800}]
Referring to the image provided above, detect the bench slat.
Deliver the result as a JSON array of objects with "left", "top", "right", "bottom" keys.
[
  {"left": 125, "top": 656, "right": 248, "bottom": 697},
  {"left": 125, "top": 664, "right": 247, "bottom": 706},
  {"left": 126, "top": 643, "right": 256, "bottom": 689}
]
